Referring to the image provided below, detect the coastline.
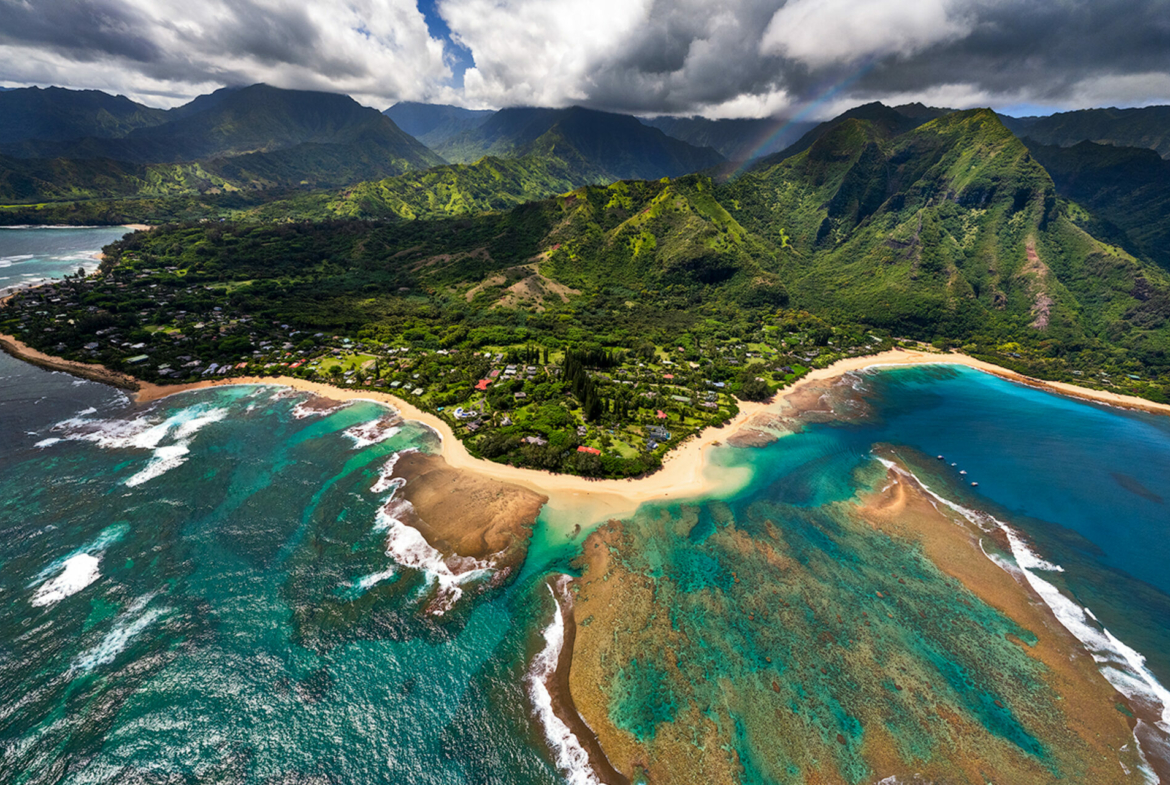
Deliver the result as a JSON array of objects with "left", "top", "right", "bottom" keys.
[
  {"left": 5, "top": 332, "right": 1169, "bottom": 780},
  {"left": 4, "top": 336, "right": 1169, "bottom": 527}
]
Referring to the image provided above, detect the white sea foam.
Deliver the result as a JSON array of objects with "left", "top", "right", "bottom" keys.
[
  {"left": 343, "top": 419, "right": 401, "bottom": 449},
  {"left": 290, "top": 397, "right": 350, "bottom": 419},
  {"left": 371, "top": 450, "right": 415, "bottom": 495},
  {"left": 71, "top": 594, "right": 168, "bottom": 674},
  {"left": 30, "top": 554, "right": 101, "bottom": 607},
  {"left": 34, "top": 437, "right": 62, "bottom": 448},
  {"left": 355, "top": 567, "right": 398, "bottom": 592},
  {"left": 44, "top": 404, "right": 229, "bottom": 486},
  {"left": 875, "top": 455, "right": 1170, "bottom": 742},
  {"left": 374, "top": 502, "right": 491, "bottom": 615},
  {"left": 526, "top": 578, "right": 603, "bottom": 785}
]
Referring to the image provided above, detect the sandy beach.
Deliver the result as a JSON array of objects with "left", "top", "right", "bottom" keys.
[{"left": 4, "top": 335, "right": 1170, "bottom": 526}]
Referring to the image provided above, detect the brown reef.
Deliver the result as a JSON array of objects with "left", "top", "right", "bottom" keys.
[
  {"left": 390, "top": 449, "right": 548, "bottom": 578},
  {"left": 562, "top": 460, "right": 1149, "bottom": 784}
]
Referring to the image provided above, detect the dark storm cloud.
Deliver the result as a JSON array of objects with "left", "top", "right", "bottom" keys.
[
  {"left": 0, "top": 0, "right": 161, "bottom": 63},
  {"left": 0, "top": 0, "right": 1167, "bottom": 115},
  {"left": 838, "top": 0, "right": 1170, "bottom": 105}
]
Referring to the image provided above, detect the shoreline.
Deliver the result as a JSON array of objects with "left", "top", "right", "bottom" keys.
[{"left": 4, "top": 336, "right": 1169, "bottom": 526}]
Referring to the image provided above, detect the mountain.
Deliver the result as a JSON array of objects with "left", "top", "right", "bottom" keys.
[
  {"left": 5, "top": 84, "right": 443, "bottom": 166},
  {"left": 384, "top": 102, "right": 494, "bottom": 148},
  {"left": 433, "top": 106, "right": 724, "bottom": 178},
  {"left": 253, "top": 106, "right": 1170, "bottom": 374},
  {"left": 1002, "top": 106, "right": 1170, "bottom": 158},
  {"left": 1025, "top": 139, "right": 1170, "bottom": 271},
  {"left": 722, "top": 108, "right": 1170, "bottom": 371},
  {"left": 640, "top": 115, "right": 817, "bottom": 162},
  {"left": 254, "top": 147, "right": 601, "bottom": 222},
  {"left": 245, "top": 106, "right": 727, "bottom": 222},
  {"left": 0, "top": 86, "right": 168, "bottom": 146},
  {"left": 0, "top": 84, "right": 445, "bottom": 202},
  {"left": 19, "top": 104, "right": 1170, "bottom": 408},
  {"left": 749, "top": 102, "right": 950, "bottom": 168}
]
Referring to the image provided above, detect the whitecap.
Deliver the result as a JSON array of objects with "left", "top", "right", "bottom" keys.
[
  {"left": 30, "top": 553, "right": 101, "bottom": 607},
  {"left": 371, "top": 449, "right": 415, "bottom": 495},
  {"left": 374, "top": 502, "right": 491, "bottom": 615},
  {"left": 526, "top": 578, "right": 603, "bottom": 785},
  {"left": 71, "top": 594, "right": 168, "bottom": 674},
  {"left": 48, "top": 403, "right": 229, "bottom": 487},
  {"left": 343, "top": 419, "right": 401, "bottom": 449},
  {"left": 28, "top": 523, "right": 129, "bottom": 607},
  {"left": 355, "top": 567, "right": 398, "bottom": 592},
  {"left": 290, "top": 398, "right": 350, "bottom": 419},
  {"left": 34, "top": 437, "right": 62, "bottom": 449},
  {"left": 875, "top": 456, "right": 1170, "bottom": 742}
]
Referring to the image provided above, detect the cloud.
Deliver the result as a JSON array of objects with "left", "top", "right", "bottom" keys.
[
  {"left": 438, "top": 0, "right": 654, "bottom": 108},
  {"left": 0, "top": 0, "right": 452, "bottom": 107},
  {"left": 0, "top": 0, "right": 1168, "bottom": 117},
  {"left": 760, "top": 0, "right": 971, "bottom": 69}
]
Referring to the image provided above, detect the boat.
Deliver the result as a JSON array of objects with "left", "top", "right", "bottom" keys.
[
  {"left": 937, "top": 455, "right": 944, "bottom": 460},
  {"left": 959, "top": 470, "right": 967, "bottom": 475},
  {"left": 971, "top": 482, "right": 979, "bottom": 487}
]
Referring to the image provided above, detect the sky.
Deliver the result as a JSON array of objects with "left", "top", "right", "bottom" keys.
[{"left": 1, "top": 0, "right": 1169, "bottom": 119}]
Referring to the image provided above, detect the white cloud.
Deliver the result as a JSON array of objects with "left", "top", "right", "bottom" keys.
[
  {"left": 1066, "top": 71, "right": 1170, "bottom": 110},
  {"left": 2, "top": 0, "right": 1169, "bottom": 119},
  {"left": 760, "top": 0, "right": 972, "bottom": 69},
  {"left": 439, "top": 0, "right": 654, "bottom": 108},
  {"left": 689, "top": 88, "right": 794, "bottom": 119},
  {"left": 0, "top": 0, "right": 452, "bottom": 108}
]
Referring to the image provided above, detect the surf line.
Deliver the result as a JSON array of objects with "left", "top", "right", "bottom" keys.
[
  {"left": 527, "top": 574, "right": 630, "bottom": 785},
  {"left": 876, "top": 455, "right": 1170, "bottom": 779}
]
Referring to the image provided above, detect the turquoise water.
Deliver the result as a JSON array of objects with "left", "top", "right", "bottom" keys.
[
  {"left": 3, "top": 229, "right": 1170, "bottom": 782},
  {"left": 0, "top": 351, "right": 574, "bottom": 784},
  {"left": 0, "top": 227, "right": 130, "bottom": 296}
]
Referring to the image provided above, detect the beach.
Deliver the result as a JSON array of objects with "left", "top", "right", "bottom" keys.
[{"left": 5, "top": 334, "right": 1170, "bottom": 529}]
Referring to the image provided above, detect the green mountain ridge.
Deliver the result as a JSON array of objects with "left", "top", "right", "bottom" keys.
[
  {"left": 52, "top": 107, "right": 1170, "bottom": 383},
  {"left": 383, "top": 102, "right": 494, "bottom": 148},
  {"left": 246, "top": 115, "right": 730, "bottom": 223},
  {"left": 1023, "top": 139, "right": 1170, "bottom": 272},
  {"left": 1002, "top": 106, "right": 1170, "bottom": 159},
  {"left": 434, "top": 105, "right": 724, "bottom": 177},
  {"left": 0, "top": 86, "right": 169, "bottom": 145},
  {"left": 0, "top": 84, "right": 444, "bottom": 204}
]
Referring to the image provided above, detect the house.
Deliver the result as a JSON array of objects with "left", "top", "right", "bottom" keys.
[
  {"left": 655, "top": 410, "right": 667, "bottom": 419},
  {"left": 577, "top": 446, "right": 601, "bottom": 455},
  {"left": 523, "top": 436, "right": 548, "bottom": 446},
  {"left": 514, "top": 391, "right": 527, "bottom": 400},
  {"left": 475, "top": 379, "right": 491, "bottom": 391},
  {"left": 647, "top": 426, "right": 671, "bottom": 441}
]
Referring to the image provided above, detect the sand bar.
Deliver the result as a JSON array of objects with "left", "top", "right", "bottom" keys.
[{"left": 4, "top": 335, "right": 1169, "bottom": 526}]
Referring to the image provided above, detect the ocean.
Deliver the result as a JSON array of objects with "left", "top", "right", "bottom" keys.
[
  {"left": 0, "top": 227, "right": 130, "bottom": 297},
  {"left": 2, "top": 228, "right": 1169, "bottom": 783}
]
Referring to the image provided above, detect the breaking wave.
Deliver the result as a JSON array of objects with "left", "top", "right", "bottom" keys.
[
  {"left": 877, "top": 455, "right": 1169, "bottom": 777},
  {"left": 526, "top": 577, "right": 603, "bottom": 785}
]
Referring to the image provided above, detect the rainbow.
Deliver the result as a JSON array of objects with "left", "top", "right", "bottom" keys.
[{"left": 726, "top": 59, "right": 878, "bottom": 179}]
